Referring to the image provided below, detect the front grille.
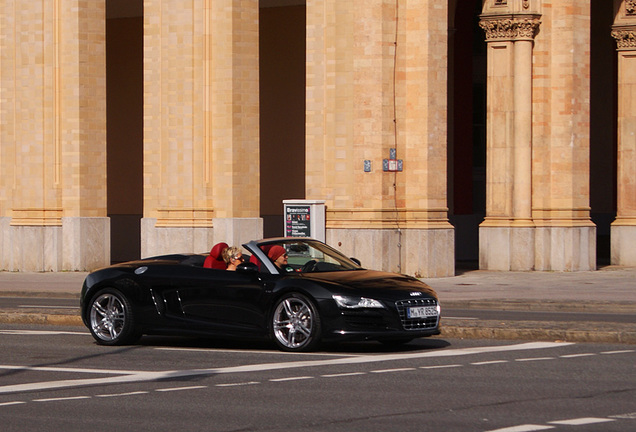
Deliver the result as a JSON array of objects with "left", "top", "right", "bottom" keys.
[{"left": 396, "top": 298, "right": 439, "bottom": 330}]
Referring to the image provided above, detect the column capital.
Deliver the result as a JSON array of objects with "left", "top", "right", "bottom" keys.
[
  {"left": 479, "top": 14, "right": 541, "bottom": 42},
  {"left": 612, "top": 25, "right": 636, "bottom": 50}
]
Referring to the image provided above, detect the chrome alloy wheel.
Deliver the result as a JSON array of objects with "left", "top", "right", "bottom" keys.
[
  {"left": 90, "top": 293, "right": 127, "bottom": 343},
  {"left": 272, "top": 295, "right": 319, "bottom": 351}
]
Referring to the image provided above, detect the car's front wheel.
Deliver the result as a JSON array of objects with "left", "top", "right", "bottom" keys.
[
  {"left": 88, "top": 288, "right": 140, "bottom": 346},
  {"left": 271, "top": 293, "right": 321, "bottom": 352}
]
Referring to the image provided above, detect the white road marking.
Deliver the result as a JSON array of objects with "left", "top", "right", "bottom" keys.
[
  {"left": 0, "top": 341, "right": 574, "bottom": 395},
  {"left": 215, "top": 382, "right": 259, "bottom": 387},
  {"left": 611, "top": 412, "right": 636, "bottom": 419},
  {"left": 471, "top": 360, "right": 508, "bottom": 366},
  {"left": 549, "top": 417, "right": 615, "bottom": 426},
  {"left": 601, "top": 350, "right": 635, "bottom": 355},
  {"left": 18, "top": 305, "right": 78, "bottom": 309},
  {"left": 156, "top": 385, "right": 207, "bottom": 392},
  {"left": 515, "top": 357, "right": 554, "bottom": 362},
  {"left": 370, "top": 367, "right": 416, "bottom": 373},
  {"left": 95, "top": 391, "right": 149, "bottom": 398},
  {"left": 155, "top": 347, "right": 351, "bottom": 357},
  {"left": 0, "top": 365, "right": 148, "bottom": 375},
  {"left": 0, "top": 401, "right": 26, "bottom": 407},
  {"left": 559, "top": 353, "right": 596, "bottom": 358},
  {"left": 269, "top": 376, "right": 314, "bottom": 382},
  {"left": 485, "top": 425, "right": 554, "bottom": 432},
  {"left": 321, "top": 372, "right": 366, "bottom": 378},
  {"left": 420, "top": 364, "right": 462, "bottom": 369},
  {"left": 33, "top": 396, "right": 91, "bottom": 403},
  {"left": 443, "top": 316, "right": 479, "bottom": 320}
]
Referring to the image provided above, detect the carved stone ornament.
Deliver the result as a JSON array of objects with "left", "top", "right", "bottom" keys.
[
  {"left": 627, "top": 0, "right": 636, "bottom": 15},
  {"left": 479, "top": 17, "right": 541, "bottom": 41},
  {"left": 612, "top": 28, "right": 636, "bottom": 49}
]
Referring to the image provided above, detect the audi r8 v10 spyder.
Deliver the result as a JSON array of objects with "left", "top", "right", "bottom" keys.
[{"left": 80, "top": 237, "right": 441, "bottom": 352}]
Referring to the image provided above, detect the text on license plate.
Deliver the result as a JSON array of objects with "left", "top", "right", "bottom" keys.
[{"left": 407, "top": 306, "right": 438, "bottom": 319}]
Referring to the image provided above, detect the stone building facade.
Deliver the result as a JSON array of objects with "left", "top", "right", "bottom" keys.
[{"left": 0, "top": 0, "right": 634, "bottom": 277}]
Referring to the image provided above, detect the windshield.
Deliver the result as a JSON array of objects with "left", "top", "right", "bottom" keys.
[{"left": 257, "top": 239, "right": 362, "bottom": 273}]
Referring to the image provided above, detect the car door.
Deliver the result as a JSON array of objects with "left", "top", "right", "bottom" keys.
[{"left": 167, "top": 265, "right": 269, "bottom": 336}]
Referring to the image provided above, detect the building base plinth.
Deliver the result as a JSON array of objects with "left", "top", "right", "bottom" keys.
[
  {"left": 611, "top": 224, "right": 636, "bottom": 266},
  {"left": 480, "top": 225, "right": 596, "bottom": 271},
  {"left": 327, "top": 228, "right": 455, "bottom": 278},
  {"left": 0, "top": 217, "right": 110, "bottom": 272},
  {"left": 480, "top": 226, "right": 535, "bottom": 271},
  {"left": 534, "top": 226, "right": 596, "bottom": 271}
]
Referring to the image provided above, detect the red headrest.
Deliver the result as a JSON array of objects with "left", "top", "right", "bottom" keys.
[{"left": 203, "top": 242, "right": 228, "bottom": 269}]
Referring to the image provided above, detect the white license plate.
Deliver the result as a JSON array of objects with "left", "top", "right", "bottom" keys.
[{"left": 407, "top": 306, "right": 438, "bottom": 319}]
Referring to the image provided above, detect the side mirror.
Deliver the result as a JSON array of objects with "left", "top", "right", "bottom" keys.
[
  {"left": 237, "top": 261, "right": 259, "bottom": 274},
  {"left": 350, "top": 257, "right": 361, "bottom": 266}
]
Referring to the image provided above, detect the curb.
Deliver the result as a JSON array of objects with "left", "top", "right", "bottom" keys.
[
  {"left": 0, "top": 312, "right": 82, "bottom": 327},
  {"left": 439, "top": 326, "right": 636, "bottom": 345}
]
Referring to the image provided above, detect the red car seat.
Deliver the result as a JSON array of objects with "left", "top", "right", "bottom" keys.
[
  {"left": 203, "top": 242, "right": 228, "bottom": 269},
  {"left": 249, "top": 245, "right": 273, "bottom": 271}
]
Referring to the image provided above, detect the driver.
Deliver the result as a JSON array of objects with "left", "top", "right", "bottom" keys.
[{"left": 267, "top": 245, "right": 293, "bottom": 273}]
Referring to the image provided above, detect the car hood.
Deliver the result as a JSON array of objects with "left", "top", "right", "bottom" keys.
[{"left": 301, "top": 269, "right": 437, "bottom": 299}]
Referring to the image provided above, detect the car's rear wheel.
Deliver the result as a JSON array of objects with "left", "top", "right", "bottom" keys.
[
  {"left": 88, "top": 288, "right": 140, "bottom": 346},
  {"left": 271, "top": 293, "right": 321, "bottom": 352}
]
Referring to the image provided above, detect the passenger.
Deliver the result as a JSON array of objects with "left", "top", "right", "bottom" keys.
[
  {"left": 222, "top": 246, "right": 244, "bottom": 271},
  {"left": 267, "top": 245, "right": 292, "bottom": 273}
]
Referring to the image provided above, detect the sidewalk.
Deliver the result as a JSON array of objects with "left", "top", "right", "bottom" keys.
[{"left": 0, "top": 267, "right": 634, "bottom": 344}]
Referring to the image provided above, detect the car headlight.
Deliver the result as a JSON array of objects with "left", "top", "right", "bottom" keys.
[{"left": 332, "top": 295, "right": 385, "bottom": 309}]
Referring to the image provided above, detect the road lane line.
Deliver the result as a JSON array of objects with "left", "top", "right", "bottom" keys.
[
  {"left": 515, "top": 357, "right": 554, "bottom": 362},
  {"left": 471, "top": 360, "right": 508, "bottom": 365},
  {"left": 0, "top": 401, "right": 26, "bottom": 407},
  {"left": 155, "top": 347, "right": 353, "bottom": 357},
  {"left": 321, "top": 372, "right": 367, "bottom": 378},
  {"left": 156, "top": 385, "right": 207, "bottom": 392},
  {"left": 0, "top": 341, "right": 574, "bottom": 395},
  {"left": 95, "top": 391, "right": 149, "bottom": 398},
  {"left": 549, "top": 417, "right": 615, "bottom": 426},
  {"left": 370, "top": 367, "right": 416, "bottom": 373},
  {"left": 215, "top": 382, "right": 260, "bottom": 387},
  {"left": 601, "top": 350, "right": 635, "bottom": 355},
  {"left": 559, "top": 353, "right": 596, "bottom": 358},
  {"left": 0, "top": 365, "right": 147, "bottom": 375},
  {"left": 420, "top": 364, "right": 462, "bottom": 369},
  {"left": 484, "top": 425, "right": 554, "bottom": 432},
  {"left": 270, "top": 376, "right": 314, "bottom": 382},
  {"left": 33, "top": 396, "right": 91, "bottom": 402}
]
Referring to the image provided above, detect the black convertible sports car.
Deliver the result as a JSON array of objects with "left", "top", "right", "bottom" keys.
[{"left": 80, "top": 238, "right": 441, "bottom": 352}]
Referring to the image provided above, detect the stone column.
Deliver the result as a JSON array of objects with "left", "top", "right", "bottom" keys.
[
  {"left": 478, "top": 6, "right": 541, "bottom": 270},
  {"left": 531, "top": 0, "right": 595, "bottom": 271},
  {"left": 611, "top": 0, "right": 636, "bottom": 265},
  {"left": 142, "top": 0, "right": 262, "bottom": 258},
  {"left": 306, "top": 0, "right": 453, "bottom": 277},
  {"left": 0, "top": 1, "right": 109, "bottom": 271}
]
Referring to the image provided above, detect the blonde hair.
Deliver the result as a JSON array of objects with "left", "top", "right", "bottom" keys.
[{"left": 222, "top": 246, "right": 242, "bottom": 264}]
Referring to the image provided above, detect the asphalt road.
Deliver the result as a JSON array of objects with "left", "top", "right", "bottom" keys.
[{"left": 1, "top": 323, "right": 635, "bottom": 432}]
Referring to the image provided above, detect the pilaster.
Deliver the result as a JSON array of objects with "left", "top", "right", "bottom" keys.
[
  {"left": 0, "top": 1, "right": 109, "bottom": 271},
  {"left": 142, "top": 0, "right": 262, "bottom": 257},
  {"left": 611, "top": 0, "right": 636, "bottom": 265},
  {"left": 306, "top": 0, "right": 453, "bottom": 277}
]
